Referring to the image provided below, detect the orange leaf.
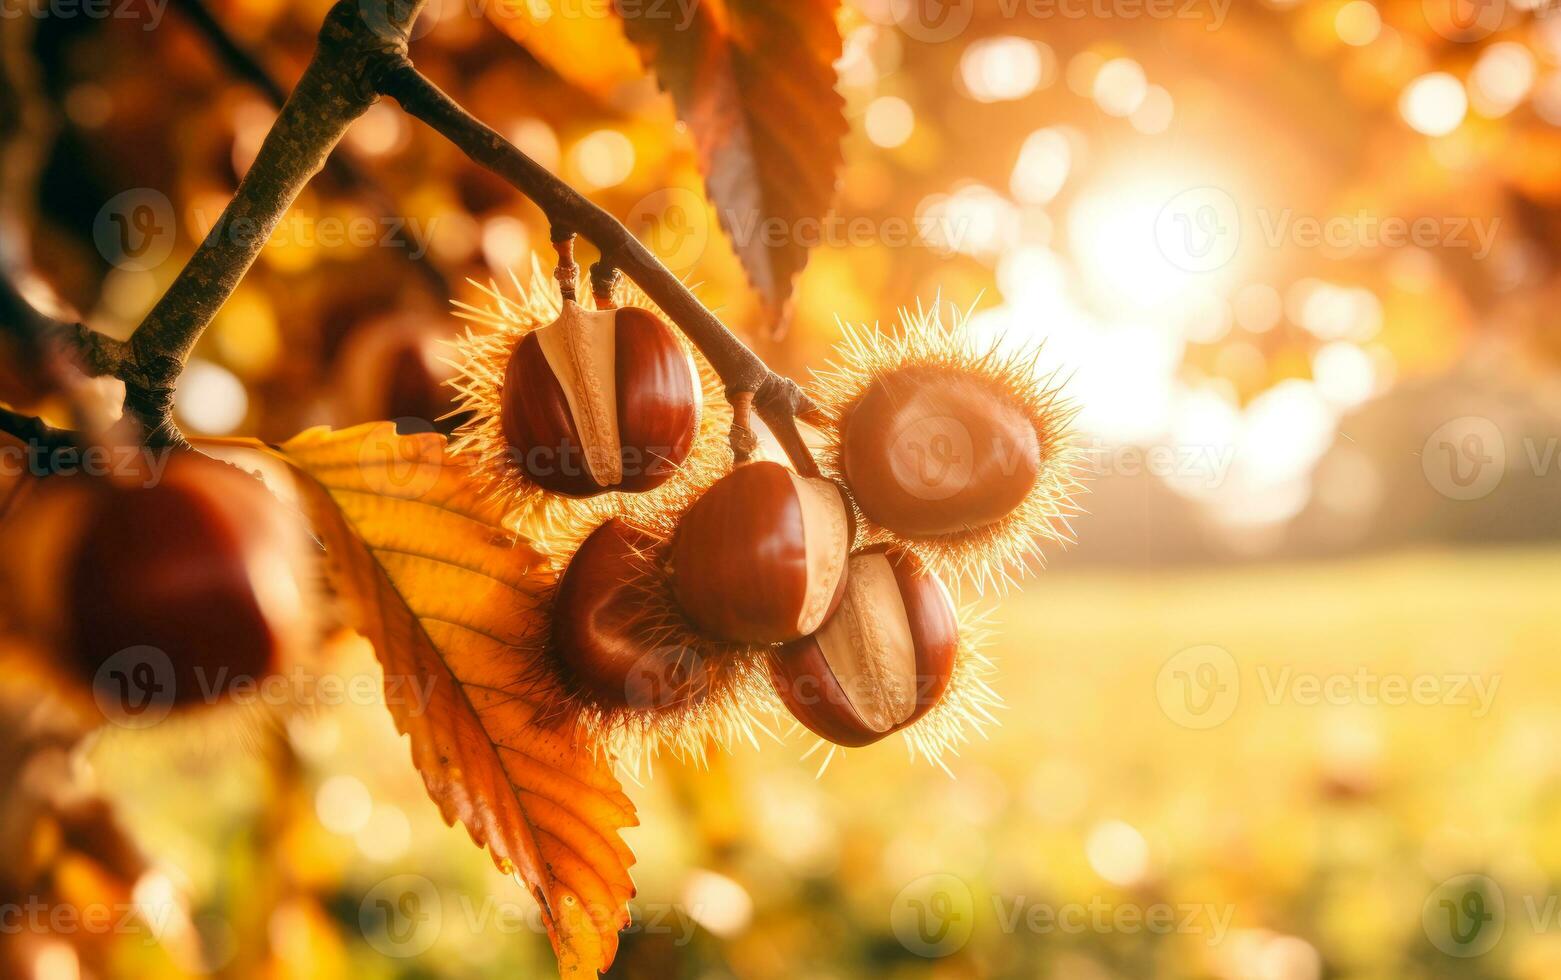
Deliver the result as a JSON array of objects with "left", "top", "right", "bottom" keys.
[
  {"left": 271, "top": 424, "right": 637, "bottom": 978},
  {"left": 485, "top": 0, "right": 646, "bottom": 99},
  {"left": 620, "top": 0, "right": 848, "bottom": 336}
]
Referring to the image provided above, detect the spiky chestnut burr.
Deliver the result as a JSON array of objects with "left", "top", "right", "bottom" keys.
[
  {"left": 447, "top": 261, "right": 730, "bottom": 534},
  {"left": 809, "top": 302, "right": 1084, "bottom": 590},
  {"left": 500, "top": 300, "right": 699, "bottom": 497},
  {"left": 769, "top": 546, "right": 957, "bottom": 747}
]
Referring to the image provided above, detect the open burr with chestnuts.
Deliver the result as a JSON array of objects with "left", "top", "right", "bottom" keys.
[
  {"left": 768, "top": 546, "right": 958, "bottom": 747},
  {"left": 450, "top": 262, "right": 1074, "bottom": 766},
  {"left": 501, "top": 300, "right": 700, "bottom": 498}
]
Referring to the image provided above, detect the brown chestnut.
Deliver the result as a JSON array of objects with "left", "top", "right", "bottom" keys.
[
  {"left": 769, "top": 547, "right": 957, "bottom": 747},
  {"left": 501, "top": 301, "right": 700, "bottom": 497},
  {"left": 551, "top": 517, "right": 713, "bottom": 710},
  {"left": 842, "top": 367, "right": 1040, "bottom": 537},
  {"left": 336, "top": 314, "right": 466, "bottom": 435},
  {"left": 3, "top": 452, "right": 308, "bottom": 719},
  {"left": 669, "top": 461, "right": 851, "bottom": 645}
]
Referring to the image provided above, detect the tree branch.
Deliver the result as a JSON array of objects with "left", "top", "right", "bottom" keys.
[
  {"left": 374, "top": 60, "right": 820, "bottom": 471},
  {"left": 13, "top": 0, "right": 819, "bottom": 472},
  {"left": 168, "top": 0, "right": 452, "bottom": 301},
  {"left": 117, "top": 0, "right": 425, "bottom": 445}
]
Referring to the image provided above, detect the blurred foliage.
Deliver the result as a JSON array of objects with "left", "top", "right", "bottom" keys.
[
  {"left": 16, "top": 547, "right": 1556, "bottom": 979},
  {"left": 7, "top": 0, "right": 1561, "bottom": 976}
]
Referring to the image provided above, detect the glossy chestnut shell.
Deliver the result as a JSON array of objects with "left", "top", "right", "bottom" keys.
[
  {"left": 5, "top": 453, "right": 309, "bottom": 712},
  {"left": 552, "top": 517, "right": 717, "bottom": 710},
  {"left": 669, "top": 461, "right": 851, "bottom": 645},
  {"left": 501, "top": 304, "right": 699, "bottom": 497},
  {"left": 769, "top": 546, "right": 957, "bottom": 747},
  {"left": 841, "top": 367, "right": 1040, "bottom": 537}
]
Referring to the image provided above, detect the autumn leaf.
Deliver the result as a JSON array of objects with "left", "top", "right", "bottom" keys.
[
  {"left": 619, "top": 0, "right": 847, "bottom": 336},
  {"left": 267, "top": 423, "right": 637, "bottom": 978}
]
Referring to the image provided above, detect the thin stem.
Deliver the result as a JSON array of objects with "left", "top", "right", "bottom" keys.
[
  {"left": 375, "top": 60, "right": 819, "bottom": 472},
  {"left": 12, "top": 0, "right": 819, "bottom": 476},
  {"left": 552, "top": 232, "right": 579, "bottom": 303},
  {"left": 0, "top": 405, "right": 77, "bottom": 455},
  {"left": 0, "top": 271, "right": 125, "bottom": 379},
  {"left": 589, "top": 260, "right": 619, "bottom": 309}
]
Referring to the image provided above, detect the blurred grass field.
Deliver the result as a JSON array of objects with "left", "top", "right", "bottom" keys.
[{"left": 91, "top": 545, "right": 1561, "bottom": 979}]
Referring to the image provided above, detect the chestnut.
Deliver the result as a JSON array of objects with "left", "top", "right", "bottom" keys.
[
  {"left": 769, "top": 546, "right": 957, "bottom": 747},
  {"left": 501, "top": 301, "right": 700, "bottom": 497},
  {"left": 3, "top": 452, "right": 308, "bottom": 718},
  {"left": 669, "top": 461, "right": 851, "bottom": 645},
  {"left": 841, "top": 367, "right": 1040, "bottom": 537},
  {"left": 336, "top": 314, "right": 466, "bottom": 435},
  {"left": 551, "top": 517, "right": 712, "bottom": 710}
]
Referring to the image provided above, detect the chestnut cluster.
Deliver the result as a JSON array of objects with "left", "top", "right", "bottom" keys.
[
  {"left": 469, "top": 290, "right": 1073, "bottom": 757},
  {"left": 548, "top": 458, "right": 962, "bottom": 747}
]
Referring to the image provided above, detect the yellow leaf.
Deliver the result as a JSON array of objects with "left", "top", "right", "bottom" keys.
[{"left": 268, "top": 423, "right": 637, "bottom": 978}]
